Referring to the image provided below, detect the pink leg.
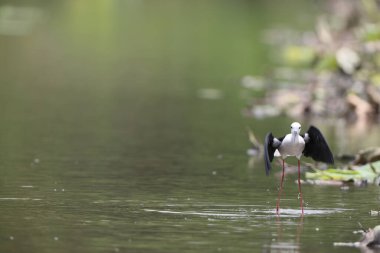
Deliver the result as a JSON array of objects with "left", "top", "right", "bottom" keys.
[
  {"left": 276, "top": 159, "right": 285, "bottom": 215},
  {"left": 298, "top": 160, "right": 304, "bottom": 216}
]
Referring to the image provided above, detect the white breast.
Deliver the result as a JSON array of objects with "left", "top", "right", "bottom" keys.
[{"left": 277, "top": 134, "right": 305, "bottom": 159}]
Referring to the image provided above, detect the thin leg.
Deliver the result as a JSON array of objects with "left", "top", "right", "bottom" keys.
[
  {"left": 276, "top": 159, "right": 285, "bottom": 215},
  {"left": 298, "top": 159, "right": 304, "bottom": 216}
]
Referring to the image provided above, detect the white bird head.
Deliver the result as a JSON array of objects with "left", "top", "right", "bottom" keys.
[{"left": 290, "top": 122, "right": 301, "bottom": 135}]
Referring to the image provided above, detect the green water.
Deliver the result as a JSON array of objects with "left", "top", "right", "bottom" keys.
[{"left": 1, "top": 1, "right": 380, "bottom": 252}]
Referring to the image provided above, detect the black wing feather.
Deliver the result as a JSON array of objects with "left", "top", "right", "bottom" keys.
[
  {"left": 303, "top": 125, "right": 334, "bottom": 164},
  {"left": 264, "top": 133, "right": 275, "bottom": 175},
  {"left": 264, "top": 133, "right": 284, "bottom": 175}
]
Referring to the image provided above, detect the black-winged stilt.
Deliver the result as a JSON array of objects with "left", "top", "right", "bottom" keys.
[{"left": 264, "top": 122, "right": 334, "bottom": 215}]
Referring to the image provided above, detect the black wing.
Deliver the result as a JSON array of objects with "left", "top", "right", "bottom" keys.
[
  {"left": 302, "top": 125, "right": 334, "bottom": 164},
  {"left": 264, "top": 133, "right": 275, "bottom": 175},
  {"left": 264, "top": 133, "right": 283, "bottom": 175}
]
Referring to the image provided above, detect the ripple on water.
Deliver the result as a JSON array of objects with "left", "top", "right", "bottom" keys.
[
  {"left": 143, "top": 206, "right": 351, "bottom": 219},
  {"left": 0, "top": 198, "right": 42, "bottom": 201}
]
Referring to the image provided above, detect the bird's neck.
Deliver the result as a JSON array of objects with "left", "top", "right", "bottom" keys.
[{"left": 291, "top": 132, "right": 298, "bottom": 143}]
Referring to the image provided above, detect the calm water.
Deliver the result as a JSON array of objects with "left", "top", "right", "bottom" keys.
[{"left": 1, "top": 1, "right": 380, "bottom": 252}]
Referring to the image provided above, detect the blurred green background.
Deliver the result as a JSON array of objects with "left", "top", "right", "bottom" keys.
[{"left": 0, "top": 0, "right": 321, "bottom": 161}]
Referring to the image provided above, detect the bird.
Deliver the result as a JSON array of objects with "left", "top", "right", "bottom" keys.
[{"left": 264, "top": 122, "right": 334, "bottom": 216}]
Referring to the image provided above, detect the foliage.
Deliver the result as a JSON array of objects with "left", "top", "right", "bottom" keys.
[
  {"left": 243, "top": 0, "right": 380, "bottom": 124},
  {"left": 305, "top": 161, "right": 380, "bottom": 185}
]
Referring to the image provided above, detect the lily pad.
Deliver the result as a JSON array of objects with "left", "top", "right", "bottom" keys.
[
  {"left": 305, "top": 169, "right": 363, "bottom": 182},
  {"left": 305, "top": 161, "right": 380, "bottom": 185}
]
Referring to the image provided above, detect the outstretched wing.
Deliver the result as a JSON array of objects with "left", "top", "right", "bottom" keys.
[
  {"left": 303, "top": 125, "right": 334, "bottom": 164},
  {"left": 264, "top": 133, "right": 283, "bottom": 175},
  {"left": 264, "top": 133, "right": 275, "bottom": 175}
]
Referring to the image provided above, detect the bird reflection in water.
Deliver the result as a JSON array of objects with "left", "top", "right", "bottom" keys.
[{"left": 262, "top": 216, "right": 304, "bottom": 253}]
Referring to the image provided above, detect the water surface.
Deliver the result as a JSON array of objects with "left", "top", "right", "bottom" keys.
[{"left": 0, "top": 1, "right": 379, "bottom": 252}]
